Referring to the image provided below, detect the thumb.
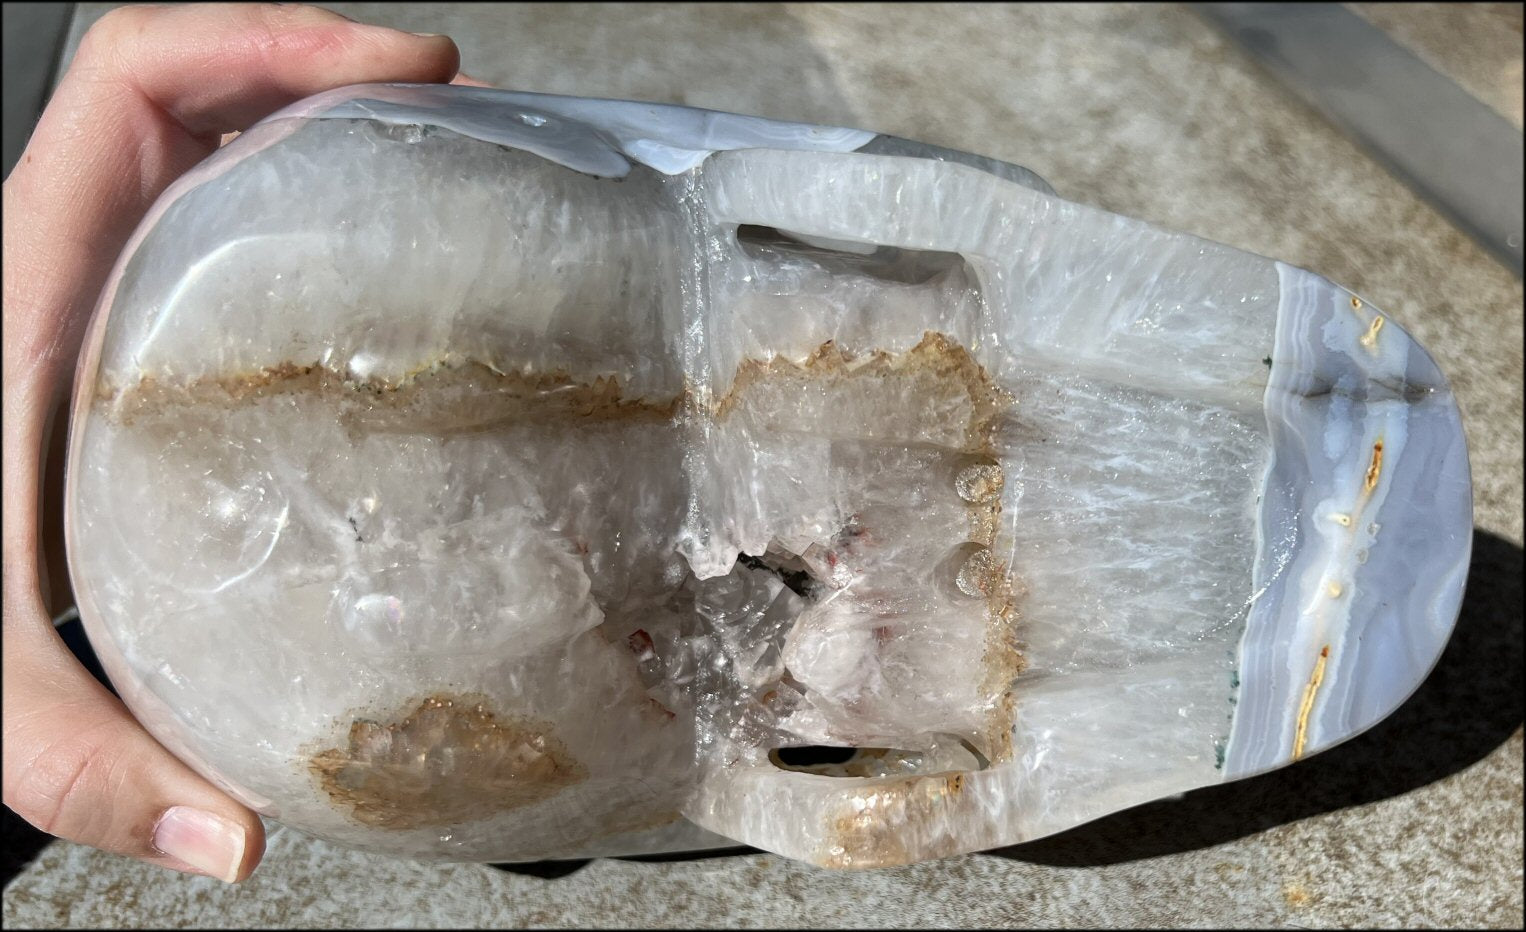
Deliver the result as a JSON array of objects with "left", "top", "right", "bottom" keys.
[
  {"left": 2, "top": 595, "right": 265, "bottom": 882},
  {"left": 3, "top": 2, "right": 464, "bottom": 884}
]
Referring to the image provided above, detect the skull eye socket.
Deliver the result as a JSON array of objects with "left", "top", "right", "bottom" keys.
[
  {"left": 733, "top": 223, "right": 970, "bottom": 286},
  {"left": 768, "top": 739, "right": 989, "bottom": 779},
  {"left": 770, "top": 745, "right": 906, "bottom": 777}
]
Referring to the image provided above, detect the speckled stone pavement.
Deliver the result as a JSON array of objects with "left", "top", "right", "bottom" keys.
[{"left": 4, "top": 3, "right": 1521, "bottom": 928}]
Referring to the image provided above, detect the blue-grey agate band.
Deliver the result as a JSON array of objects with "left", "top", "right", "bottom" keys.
[
  {"left": 262, "top": 84, "right": 1056, "bottom": 195},
  {"left": 1225, "top": 264, "right": 1472, "bottom": 778}
]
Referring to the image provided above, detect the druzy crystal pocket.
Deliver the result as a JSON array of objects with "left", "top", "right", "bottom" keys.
[{"left": 65, "top": 85, "right": 1472, "bottom": 868}]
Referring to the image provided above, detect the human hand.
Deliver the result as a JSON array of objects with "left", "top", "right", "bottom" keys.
[{"left": 3, "top": 3, "right": 467, "bottom": 883}]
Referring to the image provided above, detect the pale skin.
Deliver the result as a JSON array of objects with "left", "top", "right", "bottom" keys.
[{"left": 2, "top": 3, "right": 486, "bottom": 883}]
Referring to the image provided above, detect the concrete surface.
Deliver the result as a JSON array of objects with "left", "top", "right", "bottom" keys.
[
  {"left": 4, "top": 3, "right": 1521, "bottom": 928},
  {"left": 1347, "top": 2, "right": 1524, "bottom": 131},
  {"left": 1201, "top": 3, "right": 1522, "bottom": 274}
]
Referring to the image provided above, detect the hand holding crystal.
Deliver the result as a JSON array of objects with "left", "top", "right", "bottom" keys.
[{"left": 2, "top": 3, "right": 465, "bottom": 883}]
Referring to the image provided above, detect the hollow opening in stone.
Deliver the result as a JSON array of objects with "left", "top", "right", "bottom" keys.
[
  {"left": 772, "top": 745, "right": 857, "bottom": 768},
  {"left": 734, "top": 224, "right": 970, "bottom": 286},
  {"left": 767, "top": 735, "right": 989, "bottom": 778},
  {"left": 734, "top": 551, "right": 819, "bottom": 599}
]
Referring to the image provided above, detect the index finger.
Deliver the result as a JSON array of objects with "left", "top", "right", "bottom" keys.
[
  {"left": 4, "top": 1, "right": 460, "bottom": 596},
  {"left": 2, "top": 2, "right": 465, "bottom": 883}
]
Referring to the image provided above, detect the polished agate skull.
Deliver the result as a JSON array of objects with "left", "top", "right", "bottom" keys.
[{"left": 65, "top": 85, "right": 1472, "bottom": 867}]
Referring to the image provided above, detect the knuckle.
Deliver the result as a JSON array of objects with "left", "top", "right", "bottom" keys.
[
  {"left": 76, "top": 5, "right": 157, "bottom": 61},
  {"left": 249, "top": 2, "right": 347, "bottom": 36},
  {"left": 6, "top": 725, "right": 122, "bottom": 838},
  {"left": 228, "top": 4, "right": 356, "bottom": 71}
]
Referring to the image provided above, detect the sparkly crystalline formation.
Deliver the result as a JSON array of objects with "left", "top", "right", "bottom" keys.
[{"left": 66, "top": 87, "right": 1471, "bottom": 868}]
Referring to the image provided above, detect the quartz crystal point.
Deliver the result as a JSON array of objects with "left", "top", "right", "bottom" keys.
[{"left": 65, "top": 85, "right": 1472, "bottom": 868}]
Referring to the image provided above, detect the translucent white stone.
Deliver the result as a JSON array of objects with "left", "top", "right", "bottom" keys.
[{"left": 65, "top": 86, "right": 1471, "bottom": 868}]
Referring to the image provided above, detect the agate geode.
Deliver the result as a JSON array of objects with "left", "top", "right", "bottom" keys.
[{"left": 64, "top": 85, "right": 1473, "bottom": 867}]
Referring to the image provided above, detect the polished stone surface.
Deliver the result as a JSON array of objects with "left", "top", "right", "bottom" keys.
[
  {"left": 66, "top": 83, "right": 1470, "bottom": 867},
  {"left": 6, "top": 3, "right": 1521, "bottom": 927}
]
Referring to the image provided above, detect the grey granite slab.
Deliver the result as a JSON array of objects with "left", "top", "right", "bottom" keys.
[{"left": 6, "top": 3, "right": 1521, "bottom": 928}]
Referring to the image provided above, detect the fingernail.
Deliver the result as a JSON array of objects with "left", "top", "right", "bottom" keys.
[
  {"left": 411, "top": 32, "right": 446, "bottom": 38},
  {"left": 153, "top": 807, "right": 246, "bottom": 883}
]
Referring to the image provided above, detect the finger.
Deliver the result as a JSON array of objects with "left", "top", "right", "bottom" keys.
[
  {"left": 4, "top": 4, "right": 459, "bottom": 415},
  {"left": 3, "top": 591, "right": 265, "bottom": 882},
  {"left": 4, "top": 1, "right": 458, "bottom": 599},
  {"left": 75, "top": 4, "right": 460, "bottom": 136},
  {"left": 2, "top": 2, "right": 461, "bottom": 882},
  {"left": 451, "top": 71, "right": 495, "bottom": 87}
]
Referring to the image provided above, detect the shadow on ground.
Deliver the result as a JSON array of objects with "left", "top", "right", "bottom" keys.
[
  {"left": 490, "top": 846, "right": 761, "bottom": 879},
  {"left": 990, "top": 528, "right": 1523, "bottom": 867},
  {"left": 496, "top": 529, "right": 1521, "bottom": 878},
  {"left": 9, "top": 532, "right": 1517, "bottom": 886}
]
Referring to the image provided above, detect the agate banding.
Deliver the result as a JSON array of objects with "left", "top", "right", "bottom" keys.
[{"left": 65, "top": 85, "right": 1471, "bottom": 867}]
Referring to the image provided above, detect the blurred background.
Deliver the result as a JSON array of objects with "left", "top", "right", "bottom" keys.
[{"left": 3, "top": 3, "right": 1521, "bottom": 928}]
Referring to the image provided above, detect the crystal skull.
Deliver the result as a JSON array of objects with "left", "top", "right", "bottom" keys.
[{"left": 64, "top": 85, "right": 1472, "bottom": 867}]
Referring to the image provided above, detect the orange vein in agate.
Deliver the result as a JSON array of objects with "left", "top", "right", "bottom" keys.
[
  {"left": 1364, "top": 440, "right": 1384, "bottom": 494},
  {"left": 1290, "top": 434, "right": 1386, "bottom": 762},
  {"left": 1292, "top": 645, "right": 1331, "bottom": 760}
]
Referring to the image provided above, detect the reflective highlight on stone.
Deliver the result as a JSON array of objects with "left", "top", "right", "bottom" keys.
[{"left": 65, "top": 85, "right": 1471, "bottom": 868}]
